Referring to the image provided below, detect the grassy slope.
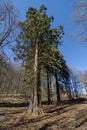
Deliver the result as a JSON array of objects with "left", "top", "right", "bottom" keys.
[{"left": 0, "top": 96, "right": 87, "bottom": 130}]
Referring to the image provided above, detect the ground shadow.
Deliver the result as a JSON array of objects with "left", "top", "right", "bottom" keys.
[
  {"left": 0, "top": 97, "right": 87, "bottom": 130},
  {"left": 0, "top": 102, "right": 29, "bottom": 107}
]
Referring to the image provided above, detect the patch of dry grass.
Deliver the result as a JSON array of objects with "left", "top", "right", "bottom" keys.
[{"left": 0, "top": 97, "right": 87, "bottom": 130}]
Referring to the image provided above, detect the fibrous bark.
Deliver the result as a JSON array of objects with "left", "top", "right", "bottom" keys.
[{"left": 28, "top": 43, "right": 44, "bottom": 115}]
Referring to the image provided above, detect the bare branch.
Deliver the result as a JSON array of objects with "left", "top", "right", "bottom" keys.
[{"left": 0, "top": 0, "right": 18, "bottom": 48}]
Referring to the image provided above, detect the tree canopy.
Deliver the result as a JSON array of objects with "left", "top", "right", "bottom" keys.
[{"left": 13, "top": 5, "right": 65, "bottom": 115}]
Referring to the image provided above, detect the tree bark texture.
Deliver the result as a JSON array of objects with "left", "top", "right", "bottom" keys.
[
  {"left": 55, "top": 72, "right": 61, "bottom": 103},
  {"left": 28, "top": 43, "right": 43, "bottom": 115},
  {"left": 47, "top": 71, "right": 51, "bottom": 105}
]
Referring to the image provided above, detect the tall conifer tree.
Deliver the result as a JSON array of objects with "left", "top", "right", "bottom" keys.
[{"left": 13, "top": 5, "right": 64, "bottom": 115}]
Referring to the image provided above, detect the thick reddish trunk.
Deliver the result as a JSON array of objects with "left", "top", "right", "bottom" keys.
[{"left": 28, "top": 44, "right": 43, "bottom": 115}]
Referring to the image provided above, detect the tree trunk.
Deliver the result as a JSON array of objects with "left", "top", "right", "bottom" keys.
[
  {"left": 47, "top": 70, "right": 51, "bottom": 105},
  {"left": 28, "top": 43, "right": 44, "bottom": 115},
  {"left": 55, "top": 71, "right": 61, "bottom": 103}
]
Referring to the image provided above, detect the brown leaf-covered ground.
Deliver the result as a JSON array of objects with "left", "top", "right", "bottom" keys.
[{"left": 0, "top": 96, "right": 87, "bottom": 130}]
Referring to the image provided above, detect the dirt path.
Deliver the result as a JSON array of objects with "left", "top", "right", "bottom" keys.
[{"left": 0, "top": 98, "right": 87, "bottom": 130}]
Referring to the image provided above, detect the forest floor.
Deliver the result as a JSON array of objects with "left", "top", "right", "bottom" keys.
[{"left": 0, "top": 96, "right": 87, "bottom": 130}]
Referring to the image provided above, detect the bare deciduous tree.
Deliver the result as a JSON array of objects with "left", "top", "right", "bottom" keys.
[
  {"left": 0, "top": 0, "right": 18, "bottom": 49},
  {"left": 72, "top": 0, "right": 87, "bottom": 43}
]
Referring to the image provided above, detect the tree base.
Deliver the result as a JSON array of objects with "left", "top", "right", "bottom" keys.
[{"left": 27, "top": 100, "right": 44, "bottom": 116}]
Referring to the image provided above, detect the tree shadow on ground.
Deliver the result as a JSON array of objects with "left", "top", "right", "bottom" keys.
[
  {"left": 0, "top": 102, "right": 29, "bottom": 107},
  {"left": 0, "top": 98, "right": 87, "bottom": 130},
  {"left": 42, "top": 97, "right": 87, "bottom": 105}
]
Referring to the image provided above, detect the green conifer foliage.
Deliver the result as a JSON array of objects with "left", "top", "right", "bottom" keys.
[{"left": 13, "top": 5, "right": 64, "bottom": 115}]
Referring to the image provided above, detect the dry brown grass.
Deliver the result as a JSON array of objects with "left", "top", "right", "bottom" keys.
[{"left": 0, "top": 96, "right": 87, "bottom": 130}]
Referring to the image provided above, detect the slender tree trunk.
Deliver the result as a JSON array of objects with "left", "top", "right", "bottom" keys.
[
  {"left": 55, "top": 71, "right": 61, "bottom": 103},
  {"left": 65, "top": 82, "right": 72, "bottom": 99},
  {"left": 47, "top": 70, "right": 51, "bottom": 105},
  {"left": 28, "top": 43, "right": 43, "bottom": 115}
]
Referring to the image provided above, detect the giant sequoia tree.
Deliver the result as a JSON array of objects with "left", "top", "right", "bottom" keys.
[{"left": 13, "top": 5, "right": 64, "bottom": 115}]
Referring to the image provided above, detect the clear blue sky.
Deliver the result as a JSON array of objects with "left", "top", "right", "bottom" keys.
[{"left": 7, "top": 0, "right": 87, "bottom": 71}]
